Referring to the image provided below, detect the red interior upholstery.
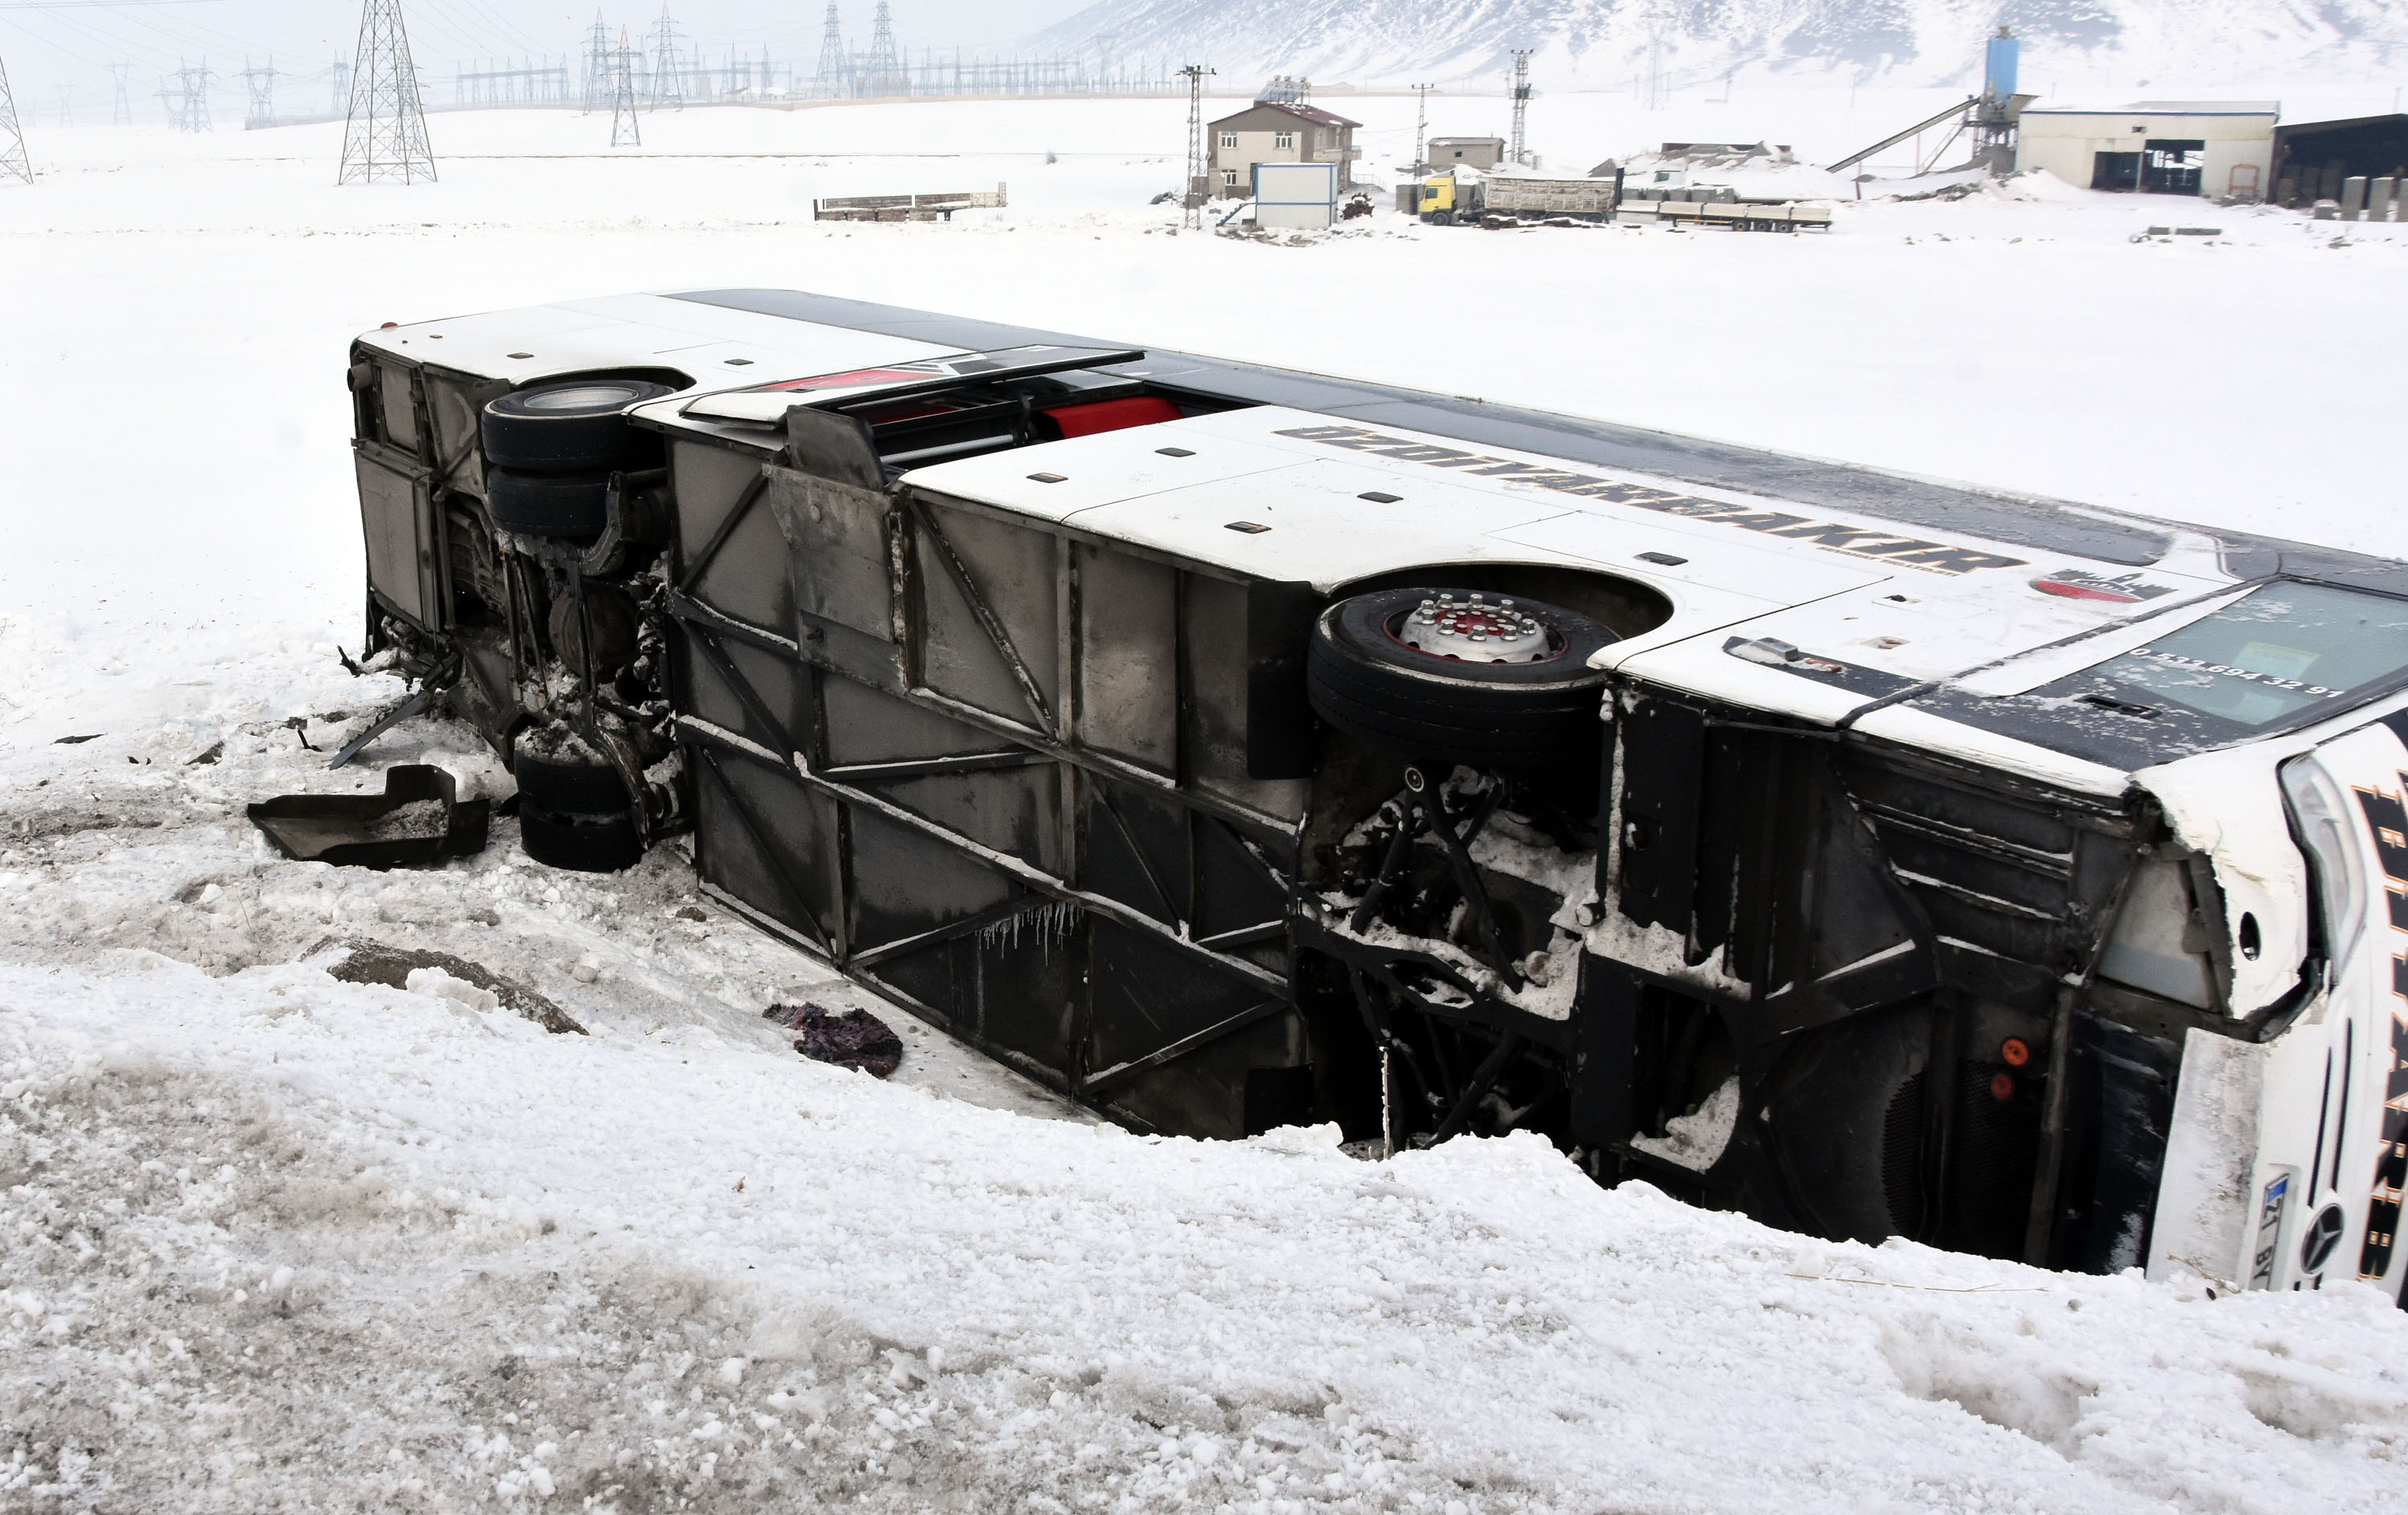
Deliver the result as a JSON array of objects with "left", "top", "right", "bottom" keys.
[{"left": 1041, "top": 396, "right": 1185, "bottom": 438}]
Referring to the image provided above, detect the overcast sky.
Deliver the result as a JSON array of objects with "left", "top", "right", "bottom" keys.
[{"left": 1, "top": 0, "right": 1102, "bottom": 107}]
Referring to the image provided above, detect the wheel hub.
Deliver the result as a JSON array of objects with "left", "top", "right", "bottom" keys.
[
  {"left": 1392, "top": 594, "right": 1554, "bottom": 663},
  {"left": 520, "top": 384, "right": 645, "bottom": 412}
]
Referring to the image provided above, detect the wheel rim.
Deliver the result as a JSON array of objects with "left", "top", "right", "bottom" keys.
[
  {"left": 519, "top": 384, "right": 645, "bottom": 412},
  {"left": 1383, "top": 592, "right": 1564, "bottom": 665}
]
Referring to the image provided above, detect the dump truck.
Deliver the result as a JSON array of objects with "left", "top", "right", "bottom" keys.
[
  {"left": 346, "top": 287, "right": 2408, "bottom": 1297},
  {"left": 1416, "top": 166, "right": 1621, "bottom": 225}
]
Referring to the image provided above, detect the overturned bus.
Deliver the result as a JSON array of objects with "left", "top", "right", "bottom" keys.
[{"left": 347, "top": 288, "right": 2408, "bottom": 1297}]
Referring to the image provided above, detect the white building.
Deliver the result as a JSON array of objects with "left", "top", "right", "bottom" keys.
[
  {"left": 1206, "top": 101, "right": 1362, "bottom": 196},
  {"left": 2016, "top": 102, "right": 2278, "bottom": 200},
  {"left": 1251, "top": 161, "right": 1340, "bottom": 230}
]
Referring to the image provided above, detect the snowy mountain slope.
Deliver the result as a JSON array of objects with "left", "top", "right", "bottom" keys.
[{"left": 1029, "top": 0, "right": 2408, "bottom": 91}]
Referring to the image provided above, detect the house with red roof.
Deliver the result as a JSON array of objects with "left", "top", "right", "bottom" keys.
[{"left": 1207, "top": 99, "right": 1362, "bottom": 195}]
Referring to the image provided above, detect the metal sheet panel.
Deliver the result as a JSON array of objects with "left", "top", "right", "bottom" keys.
[
  {"left": 914, "top": 501, "right": 1062, "bottom": 732},
  {"left": 846, "top": 802, "right": 1018, "bottom": 949},
  {"left": 693, "top": 751, "right": 842, "bottom": 948},
  {"left": 767, "top": 467, "right": 894, "bottom": 642},
  {"left": 675, "top": 441, "right": 789, "bottom": 635},
  {"left": 356, "top": 452, "right": 434, "bottom": 630},
  {"left": 1183, "top": 574, "right": 1308, "bottom": 820},
  {"left": 376, "top": 364, "right": 418, "bottom": 453},
  {"left": 1076, "top": 544, "right": 1179, "bottom": 773}
]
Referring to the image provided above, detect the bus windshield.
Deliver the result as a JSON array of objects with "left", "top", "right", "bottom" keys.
[{"left": 2093, "top": 582, "right": 2408, "bottom": 727}]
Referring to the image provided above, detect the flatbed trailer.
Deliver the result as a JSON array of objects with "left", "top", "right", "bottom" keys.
[{"left": 347, "top": 289, "right": 2408, "bottom": 1294}]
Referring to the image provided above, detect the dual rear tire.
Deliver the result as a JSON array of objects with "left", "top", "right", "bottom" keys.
[
  {"left": 513, "top": 735, "right": 643, "bottom": 872},
  {"left": 481, "top": 379, "right": 673, "bottom": 539}
]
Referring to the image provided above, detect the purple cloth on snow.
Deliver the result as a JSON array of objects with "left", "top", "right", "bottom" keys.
[{"left": 764, "top": 1002, "right": 904, "bottom": 1078}]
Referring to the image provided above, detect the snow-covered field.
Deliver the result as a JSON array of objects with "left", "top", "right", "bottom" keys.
[{"left": 5, "top": 95, "right": 2408, "bottom": 1512}]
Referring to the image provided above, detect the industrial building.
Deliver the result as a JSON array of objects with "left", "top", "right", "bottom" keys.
[
  {"left": 1426, "top": 135, "right": 1503, "bottom": 169},
  {"left": 2015, "top": 102, "right": 2277, "bottom": 198},
  {"left": 2272, "top": 113, "right": 2408, "bottom": 205},
  {"left": 1207, "top": 99, "right": 1361, "bottom": 194}
]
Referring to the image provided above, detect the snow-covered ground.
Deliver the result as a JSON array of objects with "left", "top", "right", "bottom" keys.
[{"left": 6, "top": 95, "right": 2408, "bottom": 1511}]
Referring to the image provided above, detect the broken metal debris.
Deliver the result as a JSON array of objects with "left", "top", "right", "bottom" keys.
[{"left": 246, "top": 764, "right": 489, "bottom": 869}]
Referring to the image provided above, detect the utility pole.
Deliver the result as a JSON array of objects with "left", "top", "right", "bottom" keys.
[
  {"left": 239, "top": 56, "right": 275, "bottom": 129},
  {"left": 1178, "top": 62, "right": 1210, "bottom": 229},
  {"left": 1508, "top": 49, "right": 1532, "bottom": 166},
  {"left": 0, "top": 48, "right": 26, "bottom": 183},
  {"left": 109, "top": 61, "right": 130, "bottom": 125},
  {"left": 338, "top": 0, "right": 435, "bottom": 184},
  {"left": 1409, "top": 81, "right": 1432, "bottom": 176},
  {"left": 609, "top": 28, "right": 641, "bottom": 147},
  {"left": 815, "top": 2, "right": 844, "bottom": 98}
]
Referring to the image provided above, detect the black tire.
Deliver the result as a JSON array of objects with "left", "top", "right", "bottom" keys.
[
  {"left": 486, "top": 467, "right": 612, "bottom": 539},
  {"left": 1306, "top": 587, "right": 1616, "bottom": 771},
  {"left": 481, "top": 379, "right": 674, "bottom": 472},
  {"left": 513, "top": 742, "right": 633, "bottom": 813},
  {"left": 520, "top": 805, "right": 645, "bottom": 872}
]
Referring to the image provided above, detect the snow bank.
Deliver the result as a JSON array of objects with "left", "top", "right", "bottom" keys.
[{"left": 8, "top": 952, "right": 2408, "bottom": 1511}]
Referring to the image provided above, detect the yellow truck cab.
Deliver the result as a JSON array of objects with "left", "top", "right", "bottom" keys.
[{"left": 1417, "top": 170, "right": 1478, "bottom": 225}]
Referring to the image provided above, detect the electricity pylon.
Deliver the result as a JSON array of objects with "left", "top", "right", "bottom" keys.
[
  {"left": 861, "top": 0, "right": 902, "bottom": 96},
  {"left": 581, "top": 13, "right": 609, "bottom": 112},
  {"left": 239, "top": 56, "right": 275, "bottom": 129},
  {"left": 0, "top": 50, "right": 29, "bottom": 183},
  {"left": 109, "top": 61, "right": 131, "bottom": 125},
  {"left": 814, "top": 1, "right": 844, "bottom": 97},
  {"left": 338, "top": 0, "right": 435, "bottom": 184},
  {"left": 608, "top": 28, "right": 641, "bottom": 146},
  {"left": 160, "top": 59, "right": 211, "bottom": 132},
  {"left": 648, "top": 4, "right": 683, "bottom": 109}
]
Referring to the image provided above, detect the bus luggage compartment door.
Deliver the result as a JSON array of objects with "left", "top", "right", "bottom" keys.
[{"left": 669, "top": 448, "right": 1317, "bottom": 1137}]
